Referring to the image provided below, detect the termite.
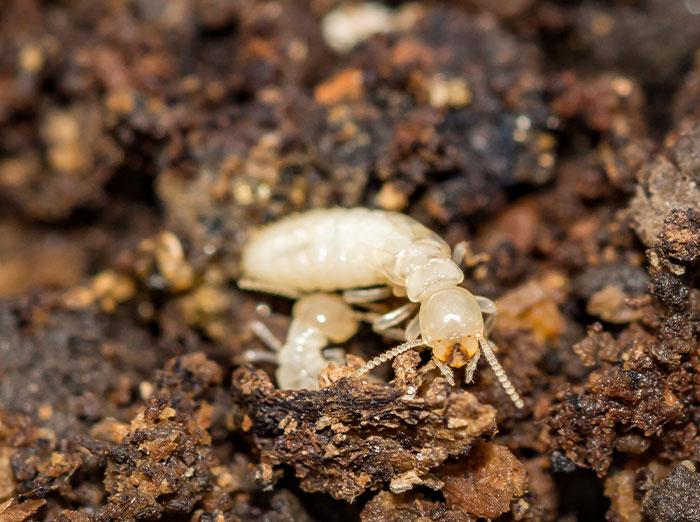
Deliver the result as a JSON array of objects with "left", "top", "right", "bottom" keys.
[
  {"left": 239, "top": 207, "right": 523, "bottom": 408},
  {"left": 244, "top": 294, "right": 357, "bottom": 390}
]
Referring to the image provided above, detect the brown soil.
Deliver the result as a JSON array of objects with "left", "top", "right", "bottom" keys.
[{"left": 1, "top": 1, "right": 699, "bottom": 520}]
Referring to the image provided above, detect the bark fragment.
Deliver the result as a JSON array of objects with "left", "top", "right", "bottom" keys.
[{"left": 232, "top": 352, "right": 497, "bottom": 502}]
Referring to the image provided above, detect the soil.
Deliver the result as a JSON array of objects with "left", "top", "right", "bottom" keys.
[{"left": 1, "top": 1, "right": 699, "bottom": 521}]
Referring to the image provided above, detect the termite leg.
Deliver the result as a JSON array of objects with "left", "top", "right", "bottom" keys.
[
  {"left": 404, "top": 314, "right": 421, "bottom": 341},
  {"left": 241, "top": 349, "right": 279, "bottom": 364},
  {"left": 343, "top": 286, "right": 393, "bottom": 304},
  {"left": 371, "top": 302, "right": 418, "bottom": 332},
  {"left": 354, "top": 310, "right": 407, "bottom": 340},
  {"left": 323, "top": 346, "right": 346, "bottom": 364},
  {"left": 356, "top": 302, "right": 418, "bottom": 340},
  {"left": 248, "top": 319, "right": 283, "bottom": 352},
  {"left": 475, "top": 295, "right": 498, "bottom": 335},
  {"left": 433, "top": 358, "right": 456, "bottom": 386},
  {"left": 475, "top": 295, "right": 497, "bottom": 314},
  {"left": 242, "top": 307, "right": 284, "bottom": 365},
  {"left": 238, "top": 278, "right": 302, "bottom": 300},
  {"left": 376, "top": 327, "right": 408, "bottom": 341},
  {"left": 452, "top": 240, "right": 469, "bottom": 266},
  {"left": 241, "top": 321, "right": 281, "bottom": 365},
  {"left": 485, "top": 315, "right": 497, "bottom": 336},
  {"left": 453, "top": 241, "right": 490, "bottom": 268}
]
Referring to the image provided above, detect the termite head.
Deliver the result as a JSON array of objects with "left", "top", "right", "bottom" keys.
[
  {"left": 418, "top": 287, "right": 483, "bottom": 367},
  {"left": 293, "top": 293, "right": 358, "bottom": 343}
]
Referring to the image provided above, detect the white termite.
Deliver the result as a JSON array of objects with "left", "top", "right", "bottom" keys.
[
  {"left": 245, "top": 294, "right": 357, "bottom": 389},
  {"left": 239, "top": 207, "right": 523, "bottom": 407}
]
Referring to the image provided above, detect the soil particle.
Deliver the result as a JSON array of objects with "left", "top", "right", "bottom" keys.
[
  {"left": 643, "top": 462, "right": 700, "bottom": 522},
  {"left": 604, "top": 467, "right": 642, "bottom": 522},
  {"left": 438, "top": 442, "right": 527, "bottom": 519},
  {"left": 97, "top": 371, "right": 218, "bottom": 519},
  {"left": 0, "top": 497, "right": 47, "bottom": 521},
  {"left": 658, "top": 208, "right": 700, "bottom": 265},
  {"left": 650, "top": 271, "right": 690, "bottom": 311},
  {"left": 360, "top": 490, "right": 472, "bottom": 522},
  {"left": 548, "top": 316, "right": 697, "bottom": 476},
  {"left": 0, "top": 298, "right": 159, "bottom": 438},
  {"left": 629, "top": 123, "right": 700, "bottom": 247},
  {"left": 569, "top": 0, "right": 700, "bottom": 84}
]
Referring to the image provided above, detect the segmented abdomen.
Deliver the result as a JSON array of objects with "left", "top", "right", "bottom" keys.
[{"left": 241, "top": 207, "right": 437, "bottom": 292}]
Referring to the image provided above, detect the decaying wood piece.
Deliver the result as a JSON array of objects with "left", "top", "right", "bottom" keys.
[{"left": 232, "top": 352, "right": 497, "bottom": 501}]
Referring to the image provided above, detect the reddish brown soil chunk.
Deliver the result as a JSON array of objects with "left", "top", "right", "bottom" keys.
[
  {"left": 548, "top": 320, "right": 697, "bottom": 475},
  {"left": 547, "top": 119, "right": 700, "bottom": 494},
  {"left": 360, "top": 491, "right": 471, "bottom": 522},
  {"left": 658, "top": 208, "right": 700, "bottom": 264},
  {"left": 604, "top": 468, "right": 643, "bottom": 522},
  {"left": 0, "top": 410, "right": 87, "bottom": 504},
  {"left": 0, "top": 497, "right": 47, "bottom": 521},
  {"left": 629, "top": 124, "right": 700, "bottom": 247},
  {"left": 97, "top": 360, "right": 220, "bottom": 519},
  {"left": 439, "top": 442, "right": 527, "bottom": 519}
]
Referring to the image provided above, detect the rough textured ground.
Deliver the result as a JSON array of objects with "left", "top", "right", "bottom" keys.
[{"left": 0, "top": 1, "right": 699, "bottom": 520}]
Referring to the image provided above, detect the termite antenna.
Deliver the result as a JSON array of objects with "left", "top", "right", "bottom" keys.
[
  {"left": 248, "top": 319, "right": 283, "bottom": 352},
  {"left": 477, "top": 336, "right": 524, "bottom": 408},
  {"left": 356, "top": 338, "right": 426, "bottom": 376}
]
